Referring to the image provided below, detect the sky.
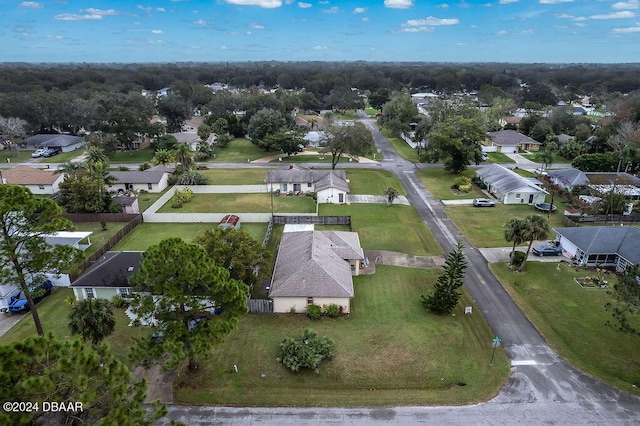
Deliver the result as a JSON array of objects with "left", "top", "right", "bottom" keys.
[{"left": 2, "top": 0, "right": 640, "bottom": 63}]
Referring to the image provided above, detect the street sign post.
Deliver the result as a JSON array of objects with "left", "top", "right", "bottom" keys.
[{"left": 490, "top": 336, "right": 502, "bottom": 365}]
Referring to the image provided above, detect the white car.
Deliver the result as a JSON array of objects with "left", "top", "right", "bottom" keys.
[
  {"left": 31, "top": 148, "right": 47, "bottom": 158},
  {"left": 534, "top": 168, "right": 548, "bottom": 176}
]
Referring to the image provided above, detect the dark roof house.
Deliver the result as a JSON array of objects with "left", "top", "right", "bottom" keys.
[
  {"left": 22, "top": 134, "right": 85, "bottom": 152},
  {"left": 485, "top": 130, "right": 542, "bottom": 153}
]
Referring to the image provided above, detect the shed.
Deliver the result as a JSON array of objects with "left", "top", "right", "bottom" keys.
[{"left": 218, "top": 214, "right": 241, "bottom": 229}]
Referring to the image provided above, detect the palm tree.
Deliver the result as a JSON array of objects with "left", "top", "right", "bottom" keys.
[
  {"left": 173, "top": 143, "right": 193, "bottom": 170},
  {"left": 518, "top": 215, "right": 551, "bottom": 272},
  {"left": 535, "top": 147, "right": 554, "bottom": 171},
  {"left": 503, "top": 218, "right": 528, "bottom": 260},
  {"left": 85, "top": 146, "right": 109, "bottom": 166},
  {"left": 384, "top": 187, "right": 399, "bottom": 206},
  {"left": 153, "top": 148, "right": 173, "bottom": 166},
  {"left": 68, "top": 298, "right": 116, "bottom": 345}
]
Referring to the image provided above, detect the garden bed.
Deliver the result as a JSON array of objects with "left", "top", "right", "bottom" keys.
[{"left": 574, "top": 276, "right": 608, "bottom": 289}]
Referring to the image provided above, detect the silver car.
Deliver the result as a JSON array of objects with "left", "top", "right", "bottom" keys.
[{"left": 473, "top": 198, "right": 496, "bottom": 207}]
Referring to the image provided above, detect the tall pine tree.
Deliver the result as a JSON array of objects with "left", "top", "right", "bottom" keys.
[{"left": 421, "top": 241, "right": 468, "bottom": 315}]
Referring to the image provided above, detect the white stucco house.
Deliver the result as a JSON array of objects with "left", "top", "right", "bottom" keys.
[
  {"left": 476, "top": 164, "right": 548, "bottom": 205},
  {"left": 71, "top": 251, "right": 142, "bottom": 301},
  {"left": 266, "top": 165, "right": 350, "bottom": 204},
  {"left": 269, "top": 227, "right": 364, "bottom": 314},
  {"left": 108, "top": 165, "right": 172, "bottom": 193},
  {"left": 1, "top": 165, "right": 64, "bottom": 195}
]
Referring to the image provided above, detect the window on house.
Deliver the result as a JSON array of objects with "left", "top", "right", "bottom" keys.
[
  {"left": 280, "top": 184, "right": 287, "bottom": 192},
  {"left": 306, "top": 297, "right": 314, "bottom": 305},
  {"left": 38, "top": 185, "right": 45, "bottom": 190},
  {"left": 85, "top": 288, "right": 95, "bottom": 299},
  {"left": 118, "top": 288, "right": 131, "bottom": 296},
  {"left": 515, "top": 193, "right": 521, "bottom": 198},
  {"left": 307, "top": 183, "right": 312, "bottom": 188},
  {"left": 293, "top": 183, "right": 301, "bottom": 192},
  {"left": 147, "top": 183, "right": 153, "bottom": 190}
]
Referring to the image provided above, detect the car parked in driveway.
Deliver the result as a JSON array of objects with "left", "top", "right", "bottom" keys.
[
  {"left": 534, "top": 168, "right": 548, "bottom": 176},
  {"left": 6, "top": 280, "right": 53, "bottom": 313},
  {"left": 31, "top": 149, "right": 47, "bottom": 158},
  {"left": 532, "top": 244, "right": 562, "bottom": 256},
  {"left": 42, "top": 148, "right": 59, "bottom": 158},
  {"left": 473, "top": 198, "right": 496, "bottom": 207}
]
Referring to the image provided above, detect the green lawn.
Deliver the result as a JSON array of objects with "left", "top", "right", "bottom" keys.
[
  {"left": 109, "top": 147, "right": 155, "bottom": 163},
  {"left": 382, "top": 130, "right": 419, "bottom": 162},
  {"left": 211, "top": 138, "right": 269, "bottom": 163},
  {"left": 346, "top": 169, "right": 406, "bottom": 196},
  {"left": 49, "top": 149, "right": 85, "bottom": 163},
  {"left": 0, "top": 149, "right": 33, "bottom": 162},
  {"left": 320, "top": 204, "right": 442, "bottom": 256},
  {"left": 137, "top": 186, "right": 172, "bottom": 212},
  {"left": 72, "top": 222, "right": 128, "bottom": 258},
  {"left": 521, "top": 150, "right": 569, "bottom": 164},
  {"left": 0, "top": 288, "right": 148, "bottom": 363},
  {"left": 485, "top": 152, "right": 515, "bottom": 163},
  {"left": 174, "top": 265, "right": 509, "bottom": 406},
  {"left": 331, "top": 110, "right": 359, "bottom": 120},
  {"left": 444, "top": 203, "right": 570, "bottom": 248},
  {"left": 491, "top": 262, "right": 640, "bottom": 395},
  {"left": 158, "top": 193, "right": 316, "bottom": 214},
  {"left": 199, "top": 168, "right": 273, "bottom": 185},
  {"left": 416, "top": 169, "right": 485, "bottom": 200},
  {"left": 268, "top": 154, "right": 356, "bottom": 164},
  {"left": 113, "top": 222, "right": 267, "bottom": 251}
]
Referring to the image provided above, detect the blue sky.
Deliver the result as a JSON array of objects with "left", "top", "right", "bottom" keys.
[{"left": 2, "top": 0, "right": 640, "bottom": 63}]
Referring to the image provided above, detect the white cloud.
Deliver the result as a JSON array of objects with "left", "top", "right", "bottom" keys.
[
  {"left": 322, "top": 6, "right": 339, "bottom": 13},
  {"left": 437, "top": 3, "right": 449, "bottom": 9},
  {"left": 225, "top": 0, "right": 282, "bottom": 7},
  {"left": 220, "top": 45, "right": 227, "bottom": 50},
  {"left": 362, "top": 17, "right": 369, "bottom": 22},
  {"left": 612, "top": 0, "right": 639, "bottom": 9},
  {"left": 312, "top": 45, "right": 327, "bottom": 50},
  {"left": 496, "top": 29, "right": 508, "bottom": 35},
  {"left": 613, "top": 24, "right": 640, "bottom": 32},
  {"left": 354, "top": 7, "right": 367, "bottom": 14},
  {"left": 194, "top": 19, "right": 206, "bottom": 25},
  {"left": 404, "top": 16, "right": 459, "bottom": 26},
  {"left": 539, "top": 0, "right": 573, "bottom": 4},
  {"left": 151, "top": 29, "right": 163, "bottom": 34},
  {"left": 20, "top": 2, "right": 43, "bottom": 8},
  {"left": 590, "top": 11, "right": 634, "bottom": 19},
  {"left": 385, "top": 0, "right": 414, "bottom": 9},
  {"left": 250, "top": 23, "right": 264, "bottom": 29},
  {"left": 83, "top": 8, "right": 119, "bottom": 16},
  {"left": 499, "top": 0, "right": 519, "bottom": 3},
  {"left": 138, "top": 5, "right": 152, "bottom": 12},
  {"left": 156, "top": 7, "right": 165, "bottom": 12},
  {"left": 54, "top": 13, "right": 103, "bottom": 20},
  {"left": 298, "top": 2, "right": 312, "bottom": 8},
  {"left": 400, "top": 26, "right": 435, "bottom": 32}
]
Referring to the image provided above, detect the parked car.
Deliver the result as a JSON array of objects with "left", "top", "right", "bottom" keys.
[
  {"left": 473, "top": 198, "right": 496, "bottom": 207},
  {"left": 31, "top": 148, "right": 47, "bottom": 158},
  {"left": 42, "top": 148, "right": 59, "bottom": 158},
  {"left": 7, "top": 280, "right": 53, "bottom": 313},
  {"left": 534, "top": 168, "right": 548, "bottom": 176},
  {"left": 532, "top": 244, "right": 562, "bottom": 256}
]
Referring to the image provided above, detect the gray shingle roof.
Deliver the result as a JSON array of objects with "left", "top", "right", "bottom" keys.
[
  {"left": 476, "top": 164, "right": 548, "bottom": 195},
  {"left": 487, "top": 130, "right": 541, "bottom": 147},
  {"left": 108, "top": 170, "right": 166, "bottom": 184},
  {"left": 23, "top": 134, "right": 84, "bottom": 147},
  {"left": 266, "top": 165, "right": 347, "bottom": 188},
  {"left": 549, "top": 168, "right": 589, "bottom": 188},
  {"left": 314, "top": 172, "right": 350, "bottom": 193},
  {"left": 71, "top": 251, "right": 143, "bottom": 288},
  {"left": 555, "top": 226, "right": 640, "bottom": 264},
  {"left": 269, "top": 230, "right": 363, "bottom": 298}
]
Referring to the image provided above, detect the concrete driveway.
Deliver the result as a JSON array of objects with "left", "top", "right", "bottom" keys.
[{"left": 0, "top": 311, "right": 25, "bottom": 337}]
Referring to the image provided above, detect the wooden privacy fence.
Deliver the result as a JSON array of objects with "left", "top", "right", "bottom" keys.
[
  {"left": 247, "top": 298, "right": 273, "bottom": 314},
  {"left": 69, "top": 214, "right": 143, "bottom": 281},
  {"left": 62, "top": 213, "right": 140, "bottom": 222},
  {"left": 562, "top": 214, "right": 640, "bottom": 227},
  {"left": 272, "top": 215, "right": 351, "bottom": 226}
]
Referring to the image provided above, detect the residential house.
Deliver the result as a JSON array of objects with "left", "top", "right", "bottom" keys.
[
  {"left": 585, "top": 172, "right": 640, "bottom": 201},
  {"left": 71, "top": 251, "right": 142, "bottom": 301},
  {"left": 0, "top": 231, "right": 92, "bottom": 311},
  {"left": 549, "top": 168, "right": 589, "bottom": 190},
  {"left": 476, "top": 164, "right": 548, "bottom": 205},
  {"left": 484, "top": 130, "right": 541, "bottom": 153},
  {"left": 1, "top": 165, "right": 64, "bottom": 195},
  {"left": 269, "top": 228, "right": 364, "bottom": 314},
  {"left": 554, "top": 226, "right": 640, "bottom": 272},
  {"left": 22, "top": 134, "right": 85, "bottom": 153},
  {"left": 170, "top": 131, "right": 216, "bottom": 151},
  {"left": 266, "top": 164, "right": 350, "bottom": 204},
  {"left": 108, "top": 165, "right": 171, "bottom": 193},
  {"left": 112, "top": 196, "right": 140, "bottom": 214}
]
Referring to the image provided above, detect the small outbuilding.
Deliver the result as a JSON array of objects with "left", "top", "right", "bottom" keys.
[{"left": 218, "top": 214, "right": 241, "bottom": 229}]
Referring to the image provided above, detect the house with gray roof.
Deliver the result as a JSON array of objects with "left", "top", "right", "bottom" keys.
[
  {"left": 549, "top": 168, "right": 589, "bottom": 190},
  {"left": 476, "top": 164, "right": 548, "bottom": 205},
  {"left": 269, "top": 229, "right": 364, "bottom": 314},
  {"left": 554, "top": 226, "right": 640, "bottom": 272},
  {"left": 71, "top": 251, "right": 143, "bottom": 301},
  {"left": 484, "top": 130, "right": 541, "bottom": 154},
  {"left": 107, "top": 165, "right": 171, "bottom": 193},
  {"left": 22, "top": 134, "right": 85, "bottom": 153},
  {"left": 266, "top": 164, "right": 350, "bottom": 204}
]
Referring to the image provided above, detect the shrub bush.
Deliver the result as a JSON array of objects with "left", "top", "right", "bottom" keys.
[
  {"left": 510, "top": 251, "right": 526, "bottom": 268},
  {"left": 110, "top": 294, "right": 127, "bottom": 309},
  {"left": 458, "top": 183, "right": 472, "bottom": 192},
  {"left": 277, "top": 329, "right": 335, "bottom": 373},
  {"left": 171, "top": 200, "right": 183, "bottom": 209},
  {"left": 306, "top": 304, "right": 322, "bottom": 320},
  {"left": 472, "top": 176, "right": 487, "bottom": 189},
  {"left": 453, "top": 176, "right": 469, "bottom": 188},
  {"left": 138, "top": 162, "right": 151, "bottom": 171},
  {"left": 325, "top": 304, "right": 340, "bottom": 318}
]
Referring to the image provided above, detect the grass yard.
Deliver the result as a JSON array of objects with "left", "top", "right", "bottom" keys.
[
  {"left": 109, "top": 147, "right": 155, "bottom": 163},
  {"left": 211, "top": 138, "right": 268, "bottom": 163},
  {"left": 320, "top": 204, "right": 442, "bottom": 256},
  {"left": 72, "top": 221, "right": 128, "bottom": 258},
  {"left": 198, "top": 168, "right": 273, "bottom": 185},
  {"left": 346, "top": 169, "right": 406, "bottom": 196},
  {"left": 364, "top": 107, "right": 379, "bottom": 116},
  {"left": 485, "top": 152, "right": 515, "bottom": 163},
  {"left": 331, "top": 110, "right": 359, "bottom": 120},
  {"left": 0, "top": 149, "right": 33, "bottom": 162},
  {"left": 113, "top": 222, "right": 267, "bottom": 251},
  {"left": 521, "top": 151, "right": 569, "bottom": 164},
  {"left": 382, "top": 130, "right": 419, "bottom": 162},
  {"left": 174, "top": 265, "right": 510, "bottom": 406},
  {"left": 0, "top": 288, "right": 148, "bottom": 363},
  {"left": 268, "top": 154, "right": 356, "bottom": 164},
  {"left": 158, "top": 193, "right": 316, "bottom": 214},
  {"left": 137, "top": 186, "right": 172, "bottom": 212},
  {"left": 490, "top": 262, "right": 640, "bottom": 395},
  {"left": 444, "top": 202, "right": 570, "bottom": 248},
  {"left": 416, "top": 169, "right": 485, "bottom": 200}
]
